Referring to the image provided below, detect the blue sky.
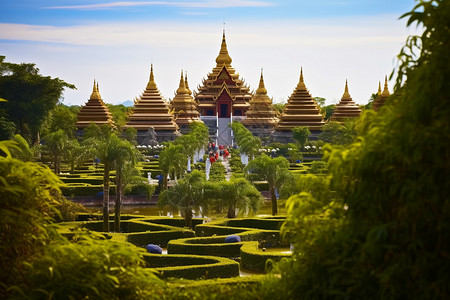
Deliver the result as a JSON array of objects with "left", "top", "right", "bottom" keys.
[{"left": 0, "top": 0, "right": 418, "bottom": 106}]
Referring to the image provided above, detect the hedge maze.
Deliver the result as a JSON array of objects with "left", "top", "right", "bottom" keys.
[{"left": 59, "top": 214, "right": 292, "bottom": 280}]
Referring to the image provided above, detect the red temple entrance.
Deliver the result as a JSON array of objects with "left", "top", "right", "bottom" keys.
[{"left": 216, "top": 92, "right": 232, "bottom": 118}]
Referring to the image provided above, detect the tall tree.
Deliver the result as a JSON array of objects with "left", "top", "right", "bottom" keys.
[
  {"left": 264, "top": 1, "right": 450, "bottom": 298},
  {"left": 245, "top": 153, "right": 293, "bottom": 215},
  {"left": 0, "top": 56, "right": 75, "bottom": 144},
  {"left": 230, "top": 122, "right": 261, "bottom": 160},
  {"left": 159, "top": 142, "right": 188, "bottom": 190},
  {"left": 86, "top": 132, "right": 135, "bottom": 232},
  {"left": 43, "top": 130, "right": 70, "bottom": 174}
]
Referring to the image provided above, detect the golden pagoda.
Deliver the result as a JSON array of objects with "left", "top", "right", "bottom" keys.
[
  {"left": 331, "top": 80, "right": 362, "bottom": 122},
  {"left": 76, "top": 80, "right": 114, "bottom": 130},
  {"left": 124, "top": 64, "right": 179, "bottom": 142},
  {"left": 373, "top": 76, "right": 390, "bottom": 111},
  {"left": 242, "top": 69, "right": 278, "bottom": 137},
  {"left": 171, "top": 70, "right": 202, "bottom": 133},
  {"left": 195, "top": 31, "right": 252, "bottom": 118},
  {"left": 275, "top": 68, "right": 325, "bottom": 139}
]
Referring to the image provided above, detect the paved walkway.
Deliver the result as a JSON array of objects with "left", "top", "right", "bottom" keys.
[{"left": 221, "top": 157, "right": 232, "bottom": 181}]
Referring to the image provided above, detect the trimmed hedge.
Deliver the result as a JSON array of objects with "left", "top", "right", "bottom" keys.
[
  {"left": 127, "top": 230, "right": 194, "bottom": 248},
  {"left": 143, "top": 253, "right": 240, "bottom": 279},
  {"left": 240, "top": 241, "right": 292, "bottom": 272},
  {"left": 60, "top": 184, "right": 115, "bottom": 196},
  {"left": 167, "top": 236, "right": 245, "bottom": 258},
  {"left": 141, "top": 217, "right": 205, "bottom": 229}
]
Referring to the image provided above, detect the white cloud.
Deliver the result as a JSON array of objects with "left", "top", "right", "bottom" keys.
[{"left": 44, "top": 0, "right": 273, "bottom": 10}]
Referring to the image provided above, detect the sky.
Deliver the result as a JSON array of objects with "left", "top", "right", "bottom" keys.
[{"left": 0, "top": 0, "right": 419, "bottom": 106}]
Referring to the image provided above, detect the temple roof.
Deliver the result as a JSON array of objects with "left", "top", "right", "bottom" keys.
[
  {"left": 331, "top": 80, "right": 362, "bottom": 122},
  {"left": 124, "top": 65, "right": 179, "bottom": 132},
  {"left": 373, "top": 76, "right": 390, "bottom": 111},
  {"left": 242, "top": 69, "right": 278, "bottom": 128},
  {"left": 195, "top": 31, "right": 252, "bottom": 110},
  {"left": 276, "top": 68, "right": 325, "bottom": 131},
  {"left": 76, "top": 80, "right": 115, "bottom": 129},
  {"left": 171, "top": 70, "right": 202, "bottom": 127}
]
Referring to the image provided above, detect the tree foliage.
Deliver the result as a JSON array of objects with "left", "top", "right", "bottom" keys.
[
  {"left": 291, "top": 126, "right": 310, "bottom": 148},
  {"left": 230, "top": 122, "right": 261, "bottom": 159},
  {"left": 158, "top": 170, "right": 207, "bottom": 228},
  {"left": 245, "top": 153, "right": 293, "bottom": 215},
  {"left": 0, "top": 56, "right": 75, "bottom": 144},
  {"left": 206, "top": 176, "right": 264, "bottom": 218},
  {"left": 0, "top": 140, "right": 61, "bottom": 297},
  {"left": 264, "top": 1, "right": 450, "bottom": 298}
]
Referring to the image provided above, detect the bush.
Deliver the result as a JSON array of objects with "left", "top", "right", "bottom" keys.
[
  {"left": 142, "top": 253, "right": 240, "bottom": 279},
  {"left": 240, "top": 241, "right": 292, "bottom": 272}
]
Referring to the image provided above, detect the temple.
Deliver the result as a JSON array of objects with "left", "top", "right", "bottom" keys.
[
  {"left": 331, "top": 80, "right": 362, "bottom": 122},
  {"left": 373, "top": 76, "right": 390, "bottom": 111},
  {"left": 195, "top": 31, "right": 252, "bottom": 145},
  {"left": 242, "top": 69, "right": 278, "bottom": 138},
  {"left": 274, "top": 68, "right": 325, "bottom": 142},
  {"left": 75, "top": 80, "right": 115, "bottom": 131},
  {"left": 124, "top": 65, "right": 179, "bottom": 143},
  {"left": 171, "top": 70, "right": 202, "bottom": 133}
]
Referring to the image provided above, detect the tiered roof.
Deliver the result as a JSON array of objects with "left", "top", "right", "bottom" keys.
[
  {"left": 373, "top": 76, "right": 390, "bottom": 111},
  {"left": 194, "top": 31, "right": 252, "bottom": 115},
  {"left": 171, "top": 70, "right": 202, "bottom": 129},
  {"left": 76, "top": 80, "right": 114, "bottom": 129},
  {"left": 276, "top": 68, "right": 325, "bottom": 131},
  {"left": 242, "top": 69, "right": 278, "bottom": 129},
  {"left": 331, "top": 80, "right": 362, "bottom": 122},
  {"left": 125, "top": 65, "right": 178, "bottom": 132}
]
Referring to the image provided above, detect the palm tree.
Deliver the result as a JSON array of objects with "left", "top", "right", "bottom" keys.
[
  {"left": 113, "top": 144, "right": 140, "bottom": 232},
  {"left": 43, "top": 129, "right": 70, "bottom": 174},
  {"left": 87, "top": 133, "right": 135, "bottom": 232},
  {"left": 245, "top": 153, "right": 293, "bottom": 215},
  {"left": 206, "top": 177, "right": 264, "bottom": 218},
  {"left": 158, "top": 170, "right": 206, "bottom": 228},
  {"left": 159, "top": 142, "right": 187, "bottom": 190}
]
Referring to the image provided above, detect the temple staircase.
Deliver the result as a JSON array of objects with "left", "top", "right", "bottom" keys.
[{"left": 217, "top": 117, "right": 232, "bottom": 146}]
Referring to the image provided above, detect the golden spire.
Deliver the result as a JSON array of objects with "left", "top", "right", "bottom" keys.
[
  {"left": 90, "top": 79, "right": 101, "bottom": 100},
  {"left": 377, "top": 81, "right": 382, "bottom": 95},
  {"left": 185, "top": 71, "right": 192, "bottom": 95},
  {"left": 256, "top": 68, "right": 267, "bottom": 95},
  {"left": 176, "top": 70, "right": 188, "bottom": 95},
  {"left": 215, "top": 30, "right": 232, "bottom": 66},
  {"left": 296, "top": 67, "right": 306, "bottom": 89},
  {"left": 342, "top": 79, "right": 351, "bottom": 99},
  {"left": 147, "top": 64, "right": 157, "bottom": 90},
  {"left": 382, "top": 75, "right": 390, "bottom": 96}
]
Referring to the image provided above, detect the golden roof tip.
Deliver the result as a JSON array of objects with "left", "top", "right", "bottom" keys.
[
  {"left": 378, "top": 81, "right": 382, "bottom": 95},
  {"left": 256, "top": 68, "right": 267, "bottom": 95},
  {"left": 382, "top": 75, "right": 390, "bottom": 96},
  {"left": 176, "top": 70, "right": 188, "bottom": 94},
  {"left": 300, "top": 67, "right": 304, "bottom": 82},
  {"left": 343, "top": 79, "right": 351, "bottom": 99},
  {"left": 216, "top": 30, "right": 232, "bottom": 66},
  {"left": 146, "top": 64, "right": 157, "bottom": 89},
  {"left": 92, "top": 79, "right": 97, "bottom": 92},
  {"left": 185, "top": 71, "right": 192, "bottom": 95}
]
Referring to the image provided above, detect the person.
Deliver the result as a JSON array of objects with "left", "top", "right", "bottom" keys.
[
  {"left": 215, "top": 152, "right": 219, "bottom": 161},
  {"left": 210, "top": 155, "right": 216, "bottom": 163},
  {"left": 224, "top": 148, "right": 229, "bottom": 159}
]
